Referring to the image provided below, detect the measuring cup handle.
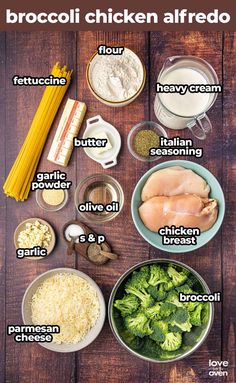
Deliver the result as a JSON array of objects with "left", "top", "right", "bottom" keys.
[
  {"left": 187, "top": 113, "right": 212, "bottom": 140},
  {"left": 101, "top": 158, "right": 117, "bottom": 169},
  {"left": 86, "top": 115, "right": 103, "bottom": 126}
]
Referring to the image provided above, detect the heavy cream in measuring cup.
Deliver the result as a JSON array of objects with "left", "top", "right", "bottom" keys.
[
  {"left": 154, "top": 56, "right": 219, "bottom": 135},
  {"left": 159, "top": 68, "right": 210, "bottom": 118}
]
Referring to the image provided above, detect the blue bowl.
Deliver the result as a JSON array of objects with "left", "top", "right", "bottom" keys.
[{"left": 131, "top": 160, "right": 225, "bottom": 253}]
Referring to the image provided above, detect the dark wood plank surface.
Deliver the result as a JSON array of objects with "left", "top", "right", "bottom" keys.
[
  {"left": 0, "top": 31, "right": 6, "bottom": 383},
  {"left": 222, "top": 32, "right": 236, "bottom": 383},
  {"left": 1, "top": 31, "right": 236, "bottom": 383}
]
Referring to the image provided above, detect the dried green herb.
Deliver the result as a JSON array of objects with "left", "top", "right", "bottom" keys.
[{"left": 134, "top": 130, "right": 160, "bottom": 157}]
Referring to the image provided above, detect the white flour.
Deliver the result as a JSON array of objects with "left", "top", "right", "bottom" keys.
[{"left": 89, "top": 48, "right": 144, "bottom": 102}]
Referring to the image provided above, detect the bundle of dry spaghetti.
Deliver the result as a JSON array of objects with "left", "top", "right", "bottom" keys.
[{"left": 3, "top": 63, "right": 72, "bottom": 201}]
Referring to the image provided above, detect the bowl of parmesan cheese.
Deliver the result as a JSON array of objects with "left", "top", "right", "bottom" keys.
[{"left": 22, "top": 268, "right": 106, "bottom": 352}]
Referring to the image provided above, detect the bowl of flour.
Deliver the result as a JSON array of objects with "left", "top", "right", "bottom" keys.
[{"left": 86, "top": 47, "right": 146, "bottom": 106}]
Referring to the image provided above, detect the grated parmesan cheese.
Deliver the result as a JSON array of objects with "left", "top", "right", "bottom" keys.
[{"left": 31, "top": 273, "right": 100, "bottom": 344}]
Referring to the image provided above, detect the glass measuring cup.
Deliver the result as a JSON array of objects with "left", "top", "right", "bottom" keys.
[{"left": 154, "top": 56, "right": 219, "bottom": 140}]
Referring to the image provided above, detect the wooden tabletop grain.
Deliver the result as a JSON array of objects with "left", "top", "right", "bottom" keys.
[{"left": 1, "top": 31, "right": 236, "bottom": 383}]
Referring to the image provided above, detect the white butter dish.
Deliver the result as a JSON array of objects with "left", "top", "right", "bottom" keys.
[{"left": 83, "top": 115, "right": 121, "bottom": 169}]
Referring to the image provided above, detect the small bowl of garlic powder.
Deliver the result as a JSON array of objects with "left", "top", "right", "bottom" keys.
[
  {"left": 86, "top": 47, "right": 146, "bottom": 107},
  {"left": 36, "top": 189, "right": 68, "bottom": 212}
]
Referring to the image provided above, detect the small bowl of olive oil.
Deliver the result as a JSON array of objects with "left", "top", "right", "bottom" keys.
[
  {"left": 74, "top": 174, "right": 124, "bottom": 223},
  {"left": 127, "top": 121, "right": 168, "bottom": 162}
]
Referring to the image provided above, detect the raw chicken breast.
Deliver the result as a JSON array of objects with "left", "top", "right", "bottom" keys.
[
  {"left": 141, "top": 166, "right": 210, "bottom": 201},
  {"left": 139, "top": 194, "right": 218, "bottom": 232}
]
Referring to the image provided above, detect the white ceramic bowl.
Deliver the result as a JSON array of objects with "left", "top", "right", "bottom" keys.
[{"left": 22, "top": 268, "right": 106, "bottom": 352}]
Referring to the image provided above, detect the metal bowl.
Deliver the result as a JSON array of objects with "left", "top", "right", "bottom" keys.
[{"left": 108, "top": 259, "right": 214, "bottom": 363}]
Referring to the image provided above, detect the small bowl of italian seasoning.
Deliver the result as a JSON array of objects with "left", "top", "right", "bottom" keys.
[{"left": 127, "top": 121, "right": 168, "bottom": 162}]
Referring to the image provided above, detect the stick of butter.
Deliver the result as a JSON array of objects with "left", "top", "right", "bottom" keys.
[
  {"left": 47, "top": 98, "right": 86, "bottom": 167},
  {"left": 92, "top": 132, "right": 112, "bottom": 155}
]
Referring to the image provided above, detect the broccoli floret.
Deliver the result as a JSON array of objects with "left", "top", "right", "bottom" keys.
[
  {"left": 172, "top": 307, "right": 189, "bottom": 323},
  {"left": 175, "top": 284, "right": 194, "bottom": 294},
  {"left": 168, "top": 324, "right": 183, "bottom": 333},
  {"left": 167, "top": 265, "right": 188, "bottom": 287},
  {"left": 125, "top": 282, "right": 154, "bottom": 308},
  {"left": 139, "top": 265, "right": 150, "bottom": 280},
  {"left": 150, "top": 320, "right": 169, "bottom": 343},
  {"left": 175, "top": 284, "right": 201, "bottom": 311},
  {"left": 114, "top": 295, "right": 139, "bottom": 317},
  {"left": 145, "top": 303, "right": 162, "bottom": 319},
  {"left": 155, "top": 320, "right": 169, "bottom": 334},
  {"left": 163, "top": 279, "right": 174, "bottom": 291},
  {"left": 147, "top": 284, "right": 167, "bottom": 301},
  {"left": 190, "top": 304, "right": 204, "bottom": 326},
  {"left": 170, "top": 307, "right": 192, "bottom": 332},
  {"left": 125, "top": 312, "right": 153, "bottom": 338},
  {"left": 148, "top": 264, "right": 169, "bottom": 286},
  {"left": 120, "top": 329, "right": 144, "bottom": 350},
  {"left": 201, "top": 303, "right": 210, "bottom": 325},
  {"left": 170, "top": 320, "right": 192, "bottom": 332},
  {"left": 166, "top": 290, "right": 184, "bottom": 308},
  {"left": 185, "top": 300, "right": 201, "bottom": 312},
  {"left": 159, "top": 302, "right": 177, "bottom": 318},
  {"left": 160, "top": 332, "right": 182, "bottom": 351},
  {"left": 150, "top": 326, "right": 165, "bottom": 343},
  {"left": 125, "top": 269, "right": 149, "bottom": 291},
  {"left": 141, "top": 337, "right": 160, "bottom": 358},
  {"left": 159, "top": 349, "right": 181, "bottom": 360}
]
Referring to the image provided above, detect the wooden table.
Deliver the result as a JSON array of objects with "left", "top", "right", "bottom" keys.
[{"left": 1, "top": 31, "right": 235, "bottom": 383}]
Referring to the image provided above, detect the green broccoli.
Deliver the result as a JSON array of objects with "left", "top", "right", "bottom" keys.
[
  {"left": 125, "top": 269, "right": 149, "bottom": 291},
  {"left": 150, "top": 320, "right": 168, "bottom": 343},
  {"left": 114, "top": 295, "right": 139, "bottom": 317},
  {"left": 170, "top": 320, "right": 192, "bottom": 333},
  {"left": 120, "top": 329, "right": 144, "bottom": 350},
  {"left": 125, "top": 278, "right": 154, "bottom": 308},
  {"left": 172, "top": 307, "right": 189, "bottom": 323},
  {"left": 175, "top": 284, "right": 194, "bottom": 294},
  {"left": 158, "top": 349, "right": 181, "bottom": 360},
  {"left": 163, "top": 279, "right": 174, "bottom": 291},
  {"left": 185, "top": 300, "right": 201, "bottom": 312},
  {"left": 190, "top": 304, "right": 204, "bottom": 326},
  {"left": 160, "top": 332, "right": 182, "bottom": 351},
  {"left": 125, "top": 312, "right": 153, "bottom": 338},
  {"left": 155, "top": 320, "right": 169, "bottom": 334},
  {"left": 201, "top": 303, "right": 210, "bottom": 325},
  {"left": 147, "top": 284, "right": 167, "bottom": 301},
  {"left": 167, "top": 265, "right": 188, "bottom": 287},
  {"left": 170, "top": 307, "right": 192, "bottom": 332},
  {"left": 141, "top": 337, "right": 160, "bottom": 358},
  {"left": 159, "top": 302, "right": 177, "bottom": 318},
  {"left": 139, "top": 265, "right": 150, "bottom": 280},
  {"left": 114, "top": 263, "right": 209, "bottom": 360},
  {"left": 168, "top": 324, "right": 183, "bottom": 333},
  {"left": 166, "top": 290, "right": 184, "bottom": 307},
  {"left": 145, "top": 303, "right": 162, "bottom": 319},
  {"left": 148, "top": 264, "right": 169, "bottom": 286}
]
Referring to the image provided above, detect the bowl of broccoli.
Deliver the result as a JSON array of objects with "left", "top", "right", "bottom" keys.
[{"left": 108, "top": 259, "right": 214, "bottom": 362}]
